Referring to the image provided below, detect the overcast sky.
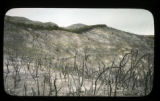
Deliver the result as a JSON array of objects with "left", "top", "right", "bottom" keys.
[{"left": 6, "top": 8, "right": 154, "bottom": 35}]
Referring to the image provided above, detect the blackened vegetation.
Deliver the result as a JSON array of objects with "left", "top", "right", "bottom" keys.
[
  {"left": 3, "top": 15, "right": 154, "bottom": 96},
  {"left": 3, "top": 48, "right": 153, "bottom": 96}
]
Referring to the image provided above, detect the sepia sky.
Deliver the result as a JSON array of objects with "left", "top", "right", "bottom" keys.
[{"left": 6, "top": 8, "right": 154, "bottom": 35}]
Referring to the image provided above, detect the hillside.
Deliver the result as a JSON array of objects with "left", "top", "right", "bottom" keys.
[
  {"left": 66, "top": 23, "right": 88, "bottom": 30},
  {"left": 3, "top": 15, "right": 154, "bottom": 96}
]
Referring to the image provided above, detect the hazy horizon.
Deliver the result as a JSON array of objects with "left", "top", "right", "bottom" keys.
[{"left": 5, "top": 8, "right": 154, "bottom": 35}]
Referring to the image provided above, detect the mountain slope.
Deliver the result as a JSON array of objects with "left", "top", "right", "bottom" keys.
[
  {"left": 66, "top": 23, "right": 88, "bottom": 30},
  {"left": 4, "top": 15, "right": 154, "bottom": 61},
  {"left": 3, "top": 15, "right": 154, "bottom": 96}
]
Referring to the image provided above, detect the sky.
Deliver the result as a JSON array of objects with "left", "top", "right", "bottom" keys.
[{"left": 6, "top": 8, "right": 154, "bottom": 35}]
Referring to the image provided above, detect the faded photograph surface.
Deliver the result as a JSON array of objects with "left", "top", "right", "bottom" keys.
[{"left": 3, "top": 8, "right": 154, "bottom": 96}]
